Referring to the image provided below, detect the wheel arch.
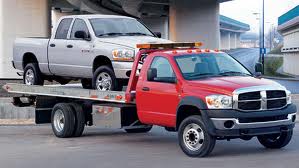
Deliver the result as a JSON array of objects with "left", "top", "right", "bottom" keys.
[
  {"left": 176, "top": 96, "right": 210, "bottom": 131},
  {"left": 22, "top": 52, "right": 38, "bottom": 69},
  {"left": 92, "top": 55, "right": 113, "bottom": 72}
]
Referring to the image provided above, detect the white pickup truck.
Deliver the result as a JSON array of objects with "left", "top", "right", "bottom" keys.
[{"left": 13, "top": 14, "right": 171, "bottom": 90}]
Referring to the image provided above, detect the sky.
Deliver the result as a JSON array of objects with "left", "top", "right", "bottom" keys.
[{"left": 220, "top": 0, "right": 299, "bottom": 33}]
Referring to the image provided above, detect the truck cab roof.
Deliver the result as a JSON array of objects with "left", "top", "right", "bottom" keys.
[{"left": 61, "top": 14, "right": 134, "bottom": 20}]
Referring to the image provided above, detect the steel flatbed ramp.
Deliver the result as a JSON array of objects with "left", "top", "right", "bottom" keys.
[{"left": 3, "top": 83, "right": 127, "bottom": 103}]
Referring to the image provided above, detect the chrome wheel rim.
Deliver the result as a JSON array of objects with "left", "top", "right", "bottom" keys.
[
  {"left": 53, "top": 109, "right": 65, "bottom": 133},
  {"left": 25, "top": 69, "right": 35, "bottom": 85},
  {"left": 183, "top": 123, "right": 205, "bottom": 151},
  {"left": 96, "top": 72, "right": 112, "bottom": 91}
]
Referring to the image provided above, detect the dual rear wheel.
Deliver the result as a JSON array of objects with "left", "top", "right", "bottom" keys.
[{"left": 51, "top": 103, "right": 85, "bottom": 138}]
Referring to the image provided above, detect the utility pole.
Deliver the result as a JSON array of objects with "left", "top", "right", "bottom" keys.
[{"left": 261, "top": 0, "right": 265, "bottom": 74}]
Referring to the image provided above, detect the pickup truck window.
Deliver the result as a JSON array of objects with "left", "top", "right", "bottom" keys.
[
  {"left": 89, "top": 18, "right": 154, "bottom": 37},
  {"left": 148, "top": 57, "right": 176, "bottom": 83},
  {"left": 70, "top": 19, "right": 89, "bottom": 39},
  {"left": 55, "top": 18, "right": 73, "bottom": 39},
  {"left": 175, "top": 53, "right": 251, "bottom": 80}
]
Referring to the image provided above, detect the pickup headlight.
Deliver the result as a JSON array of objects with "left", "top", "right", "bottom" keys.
[
  {"left": 206, "top": 95, "right": 232, "bottom": 109},
  {"left": 286, "top": 90, "right": 292, "bottom": 104},
  {"left": 112, "top": 49, "right": 135, "bottom": 61}
]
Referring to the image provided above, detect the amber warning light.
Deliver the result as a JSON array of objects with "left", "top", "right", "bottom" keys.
[{"left": 136, "top": 42, "right": 203, "bottom": 49}]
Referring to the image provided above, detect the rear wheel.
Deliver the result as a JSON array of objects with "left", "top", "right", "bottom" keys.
[
  {"left": 69, "top": 103, "right": 85, "bottom": 137},
  {"left": 23, "top": 63, "right": 44, "bottom": 85},
  {"left": 51, "top": 103, "right": 75, "bottom": 138},
  {"left": 258, "top": 130, "right": 293, "bottom": 149},
  {"left": 178, "top": 115, "right": 215, "bottom": 157},
  {"left": 92, "top": 66, "right": 117, "bottom": 91},
  {"left": 125, "top": 126, "right": 152, "bottom": 133}
]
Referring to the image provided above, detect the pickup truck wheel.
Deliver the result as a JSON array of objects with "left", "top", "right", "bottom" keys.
[
  {"left": 178, "top": 115, "right": 216, "bottom": 157},
  {"left": 92, "top": 66, "right": 117, "bottom": 91},
  {"left": 23, "top": 63, "right": 44, "bottom": 85},
  {"left": 257, "top": 130, "right": 293, "bottom": 149},
  {"left": 51, "top": 103, "right": 75, "bottom": 138},
  {"left": 125, "top": 126, "right": 152, "bottom": 133},
  {"left": 81, "top": 79, "right": 92, "bottom": 89},
  {"left": 69, "top": 103, "right": 85, "bottom": 137}
]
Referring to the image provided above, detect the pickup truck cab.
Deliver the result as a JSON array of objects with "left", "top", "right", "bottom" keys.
[
  {"left": 13, "top": 14, "right": 170, "bottom": 90},
  {"left": 5, "top": 42, "right": 296, "bottom": 157}
]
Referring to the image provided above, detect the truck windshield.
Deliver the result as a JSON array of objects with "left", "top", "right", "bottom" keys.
[
  {"left": 89, "top": 18, "right": 154, "bottom": 37},
  {"left": 175, "top": 53, "right": 251, "bottom": 80}
]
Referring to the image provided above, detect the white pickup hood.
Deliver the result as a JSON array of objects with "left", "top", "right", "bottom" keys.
[{"left": 97, "top": 36, "right": 172, "bottom": 48}]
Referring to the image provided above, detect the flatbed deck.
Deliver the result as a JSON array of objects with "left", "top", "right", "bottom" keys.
[{"left": 3, "top": 83, "right": 127, "bottom": 103}]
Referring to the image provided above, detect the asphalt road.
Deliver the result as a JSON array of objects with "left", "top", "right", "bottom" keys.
[{"left": 0, "top": 125, "right": 298, "bottom": 168}]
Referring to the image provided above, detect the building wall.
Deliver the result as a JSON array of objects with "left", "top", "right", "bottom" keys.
[
  {"left": 283, "top": 52, "right": 299, "bottom": 75},
  {"left": 169, "top": 0, "right": 220, "bottom": 49},
  {"left": 0, "top": 0, "right": 50, "bottom": 78}
]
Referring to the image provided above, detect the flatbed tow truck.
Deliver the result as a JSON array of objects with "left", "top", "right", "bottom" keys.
[{"left": 3, "top": 42, "right": 297, "bottom": 157}]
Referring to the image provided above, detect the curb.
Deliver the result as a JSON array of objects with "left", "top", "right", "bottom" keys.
[{"left": 263, "top": 76, "right": 299, "bottom": 81}]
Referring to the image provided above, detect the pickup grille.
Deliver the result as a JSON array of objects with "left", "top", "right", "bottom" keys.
[{"left": 236, "top": 90, "right": 287, "bottom": 111}]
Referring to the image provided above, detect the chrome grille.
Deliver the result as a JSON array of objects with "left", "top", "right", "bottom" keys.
[{"left": 235, "top": 90, "right": 287, "bottom": 111}]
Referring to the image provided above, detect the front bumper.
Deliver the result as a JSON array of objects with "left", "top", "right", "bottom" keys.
[
  {"left": 112, "top": 61, "right": 142, "bottom": 79},
  {"left": 202, "top": 104, "right": 297, "bottom": 137}
]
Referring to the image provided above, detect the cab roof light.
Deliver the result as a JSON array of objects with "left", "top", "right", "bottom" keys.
[{"left": 136, "top": 42, "right": 203, "bottom": 49}]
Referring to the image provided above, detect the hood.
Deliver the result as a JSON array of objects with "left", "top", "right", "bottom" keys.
[
  {"left": 186, "top": 76, "right": 284, "bottom": 95},
  {"left": 97, "top": 36, "right": 172, "bottom": 48}
]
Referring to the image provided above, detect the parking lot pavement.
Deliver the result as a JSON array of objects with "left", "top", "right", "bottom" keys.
[{"left": 0, "top": 125, "right": 298, "bottom": 168}]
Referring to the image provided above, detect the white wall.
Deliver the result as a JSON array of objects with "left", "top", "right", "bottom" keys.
[
  {"left": 0, "top": 0, "right": 50, "bottom": 78},
  {"left": 220, "top": 32, "right": 230, "bottom": 50},
  {"left": 169, "top": 0, "right": 220, "bottom": 49},
  {"left": 283, "top": 52, "right": 299, "bottom": 75}
]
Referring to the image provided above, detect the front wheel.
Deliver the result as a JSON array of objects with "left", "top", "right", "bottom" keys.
[
  {"left": 257, "top": 130, "right": 293, "bottom": 149},
  {"left": 178, "top": 115, "right": 215, "bottom": 157},
  {"left": 23, "top": 63, "right": 44, "bottom": 85},
  {"left": 92, "top": 66, "right": 117, "bottom": 91}
]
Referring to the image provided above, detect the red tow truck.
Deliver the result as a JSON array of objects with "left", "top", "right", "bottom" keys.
[{"left": 3, "top": 42, "right": 297, "bottom": 157}]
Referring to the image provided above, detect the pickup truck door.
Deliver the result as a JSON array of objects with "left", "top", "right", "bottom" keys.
[
  {"left": 48, "top": 18, "right": 73, "bottom": 75},
  {"left": 136, "top": 56, "right": 180, "bottom": 127},
  {"left": 64, "top": 18, "right": 93, "bottom": 78}
]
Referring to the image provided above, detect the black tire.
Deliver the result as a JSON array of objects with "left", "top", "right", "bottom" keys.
[
  {"left": 51, "top": 103, "right": 75, "bottom": 138},
  {"left": 165, "top": 127, "right": 176, "bottom": 132},
  {"left": 81, "top": 79, "right": 92, "bottom": 89},
  {"left": 125, "top": 126, "right": 152, "bottom": 133},
  {"left": 257, "top": 130, "right": 293, "bottom": 149},
  {"left": 92, "top": 66, "right": 117, "bottom": 91},
  {"left": 178, "top": 115, "right": 216, "bottom": 157},
  {"left": 23, "top": 63, "right": 44, "bottom": 85},
  {"left": 69, "top": 103, "right": 85, "bottom": 137}
]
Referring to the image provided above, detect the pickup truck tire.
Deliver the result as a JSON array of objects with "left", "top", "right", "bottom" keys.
[
  {"left": 257, "top": 130, "right": 293, "bottom": 149},
  {"left": 51, "top": 103, "right": 75, "bottom": 138},
  {"left": 92, "top": 66, "right": 117, "bottom": 91},
  {"left": 124, "top": 126, "right": 152, "bottom": 133},
  {"left": 178, "top": 115, "right": 216, "bottom": 157},
  {"left": 69, "top": 103, "right": 85, "bottom": 137},
  {"left": 23, "top": 63, "right": 44, "bottom": 85},
  {"left": 81, "top": 79, "right": 92, "bottom": 89}
]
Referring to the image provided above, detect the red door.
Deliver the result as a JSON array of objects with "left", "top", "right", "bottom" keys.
[{"left": 136, "top": 56, "right": 180, "bottom": 127}]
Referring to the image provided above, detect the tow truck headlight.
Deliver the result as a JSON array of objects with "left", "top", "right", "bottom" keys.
[
  {"left": 286, "top": 90, "right": 292, "bottom": 104},
  {"left": 112, "top": 49, "right": 135, "bottom": 61},
  {"left": 206, "top": 95, "right": 232, "bottom": 109}
]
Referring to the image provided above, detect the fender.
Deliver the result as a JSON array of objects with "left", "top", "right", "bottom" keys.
[{"left": 176, "top": 96, "right": 215, "bottom": 134}]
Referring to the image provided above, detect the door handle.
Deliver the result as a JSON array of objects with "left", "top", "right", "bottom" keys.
[
  {"left": 50, "top": 44, "right": 55, "bottom": 47},
  {"left": 67, "top": 45, "right": 73, "bottom": 48},
  {"left": 142, "top": 87, "right": 150, "bottom": 91}
]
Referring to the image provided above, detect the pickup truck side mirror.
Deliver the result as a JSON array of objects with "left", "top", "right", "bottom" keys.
[
  {"left": 154, "top": 32, "right": 162, "bottom": 38},
  {"left": 75, "top": 31, "right": 90, "bottom": 41},
  {"left": 255, "top": 63, "right": 263, "bottom": 77},
  {"left": 147, "top": 68, "right": 157, "bottom": 81}
]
